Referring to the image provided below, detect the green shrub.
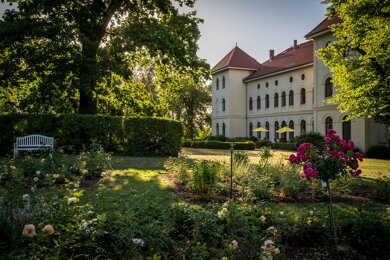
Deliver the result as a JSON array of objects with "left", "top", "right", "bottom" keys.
[
  {"left": 365, "top": 145, "right": 390, "bottom": 159},
  {"left": 164, "top": 156, "right": 192, "bottom": 185},
  {"left": 294, "top": 132, "right": 325, "bottom": 148},
  {"left": 0, "top": 113, "right": 183, "bottom": 156},
  {"left": 255, "top": 140, "right": 272, "bottom": 148},
  {"left": 233, "top": 151, "right": 249, "bottom": 165},
  {"left": 191, "top": 161, "right": 220, "bottom": 194},
  {"left": 270, "top": 142, "right": 296, "bottom": 151},
  {"left": 182, "top": 140, "right": 256, "bottom": 150}
]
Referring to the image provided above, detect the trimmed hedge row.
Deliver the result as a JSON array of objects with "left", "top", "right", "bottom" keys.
[
  {"left": 270, "top": 142, "right": 297, "bottom": 151},
  {"left": 0, "top": 113, "right": 183, "bottom": 156},
  {"left": 183, "top": 140, "right": 256, "bottom": 150}
]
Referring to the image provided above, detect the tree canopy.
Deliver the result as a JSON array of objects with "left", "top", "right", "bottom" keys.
[
  {"left": 0, "top": 0, "right": 209, "bottom": 114},
  {"left": 317, "top": 0, "right": 390, "bottom": 125}
]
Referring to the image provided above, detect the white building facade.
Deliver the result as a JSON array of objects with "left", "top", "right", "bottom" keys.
[{"left": 211, "top": 18, "right": 389, "bottom": 152}]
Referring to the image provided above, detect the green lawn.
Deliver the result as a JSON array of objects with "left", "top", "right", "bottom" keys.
[{"left": 181, "top": 147, "right": 390, "bottom": 179}]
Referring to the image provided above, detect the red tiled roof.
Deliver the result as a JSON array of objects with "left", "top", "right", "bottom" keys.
[
  {"left": 211, "top": 46, "right": 261, "bottom": 73},
  {"left": 244, "top": 41, "right": 313, "bottom": 82},
  {"left": 305, "top": 16, "right": 342, "bottom": 38}
]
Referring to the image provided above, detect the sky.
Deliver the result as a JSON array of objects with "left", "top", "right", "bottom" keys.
[
  {"left": 191, "top": 0, "right": 329, "bottom": 68},
  {"left": 0, "top": 0, "right": 329, "bottom": 68}
]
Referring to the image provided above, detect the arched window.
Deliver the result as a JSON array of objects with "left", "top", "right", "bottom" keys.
[
  {"left": 275, "top": 121, "right": 280, "bottom": 140},
  {"left": 289, "top": 90, "right": 294, "bottom": 106},
  {"left": 257, "top": 122, "right": 261, "bottom": 139},
  {"left": 222, "top": 123, "right": 226, "bottom": 136},
  {"left": 249, "top": 97, "right": 253, "bottom": 110},
  {"left": 289, "top": 120, "right": 294, "bottom": 140},
  {"left": 216, "top": 78, "right": 219, "bottom": 90},
  {"left": 265, "top": 94, "right": 269, "bottom": 108},
  {"left": 257, "top": 96, "right": 261, "bottom": 109},
  {"left": 325, "top": 116, "right": 333, "bottom": 134},
  {"left": 274, "top": 93, "right": 279, "bottom": 107},
  {"left": 249, "top": 122, "right": 253, "bottom": 137},
  {"left": 300, "top": 119, "right": 306, "bottom": 134},
  {"left": 265, "top": 121, "right": 270, "bottom": 140},
  {"left": 222, "top": 76, "right": 225, "bottom": 88},
  {"left": 325, "top": 77, "right": 333, "bottom": 98},
  {"left": 281, "top": 91, "right": 286, "bottom": 106},
  {"left": 216, "top": 123, "right": 219, "bottom": 135},
  {"left": 281, "top": 121, "right": 287, "bottom": 140},
  {"left": 222, "top": 98, "right": 226, "bottom": 111},
  {"left": 300, "top": 88, "right": 306, "bottom": 104},
  {"left": 342, "top": 116, "right": 351, "bottom": 141}
]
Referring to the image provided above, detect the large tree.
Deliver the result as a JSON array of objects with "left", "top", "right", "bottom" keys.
[
  {"left": 0, "top": 0, "right": 208, "bottom": 114},
  {"left": 317, "top": 0, "right": 390, "bottom": 125}
]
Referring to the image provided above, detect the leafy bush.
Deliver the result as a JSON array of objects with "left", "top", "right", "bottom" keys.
[
  {"left": 294, "top": 132, "right": 325, "bottom": 148},
  {"left": 164, "top": 156, "right": 192, "bottom": 185},
  {"left": 183, "top": 140, "right": 256, "bottom": 150},
  {"left": 73, "top": 142, "right": 112, "bottom": 180},
  {"left": 255, "top": 140, "right": 272, "bottom": 148},
  {"left": 0, "top": 113, "right": 183, "bottom": 156},
  {"left": 191, "top": 161, "right": 221, "bottom": 194},
  {"left": 270, "top": 142, "right": 296, "bottom": 151},
  {"left": 233, "top": 151, "right": 249, "bottom": 165},
  {"left": 365, "top": 145, "right": 390, "bottom": 159}
]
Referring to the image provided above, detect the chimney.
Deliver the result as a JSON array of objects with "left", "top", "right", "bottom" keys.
[
  {"left": 269, "top": 49, "right": 274, "bottom": 60},
  {"left": 294, "top": 40, "right": 298, "bottom": 49}
]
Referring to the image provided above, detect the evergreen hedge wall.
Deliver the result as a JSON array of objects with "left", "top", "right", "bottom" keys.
[
  {"left": 0, "top": 113, "right": 183, "bottom": 156},
  {"left": 183, "top": 140, "right": 256, "bottom": 150}
]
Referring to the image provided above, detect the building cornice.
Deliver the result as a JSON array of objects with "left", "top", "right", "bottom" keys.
[{"left": 247, "top": 110, "right": 314, "bottom": 118}]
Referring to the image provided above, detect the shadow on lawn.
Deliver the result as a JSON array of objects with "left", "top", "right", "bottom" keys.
[{"left": 110, "top": 156, "right": 168, "bottom": 170}]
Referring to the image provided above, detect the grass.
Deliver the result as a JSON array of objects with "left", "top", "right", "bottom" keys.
[{"left": 181, "top": 147, "right": 390, "bottom": 179}]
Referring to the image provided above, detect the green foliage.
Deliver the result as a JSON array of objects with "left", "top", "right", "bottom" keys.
[
  {"left": 191, "top": 161, "right": 220, "bottom": 194},
  {"left": 318, "top": 0, "right": 390, "bottom": 125},
  {"left": 233, "top": 151, "right": 249, "bottom": 165},
  {"left": 0, "top": 113, "right": 183, "bottom": 156},
  {"left": 270, "top": 142, "right": 296, "bottom": 151},
  {"left": 255, "top": 140, "right": 272, "bottom": 148},
  {"left": 183, "top": 140, "right": 256, "bottom": 150},
  {"left": 294, "top": 132, "right": 325, "bottom": 148},
  {"left": 0, "top": 0, "right": 209, "bottom": 114},
  {"left": 365, "top": 145, "right": 390, "bottom": 159},
  {"left": 164, "top": 156, "right": 192, "bottom": 185}
]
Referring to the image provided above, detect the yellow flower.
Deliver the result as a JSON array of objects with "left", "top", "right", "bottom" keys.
[
  {"left": 43, "top": 224, "right": 54, "bottom": 235},
  {"left": 260, "top": 215, "right": 266, "bottom": 222},
  {"left": 22, "top": 224, "right": 36, "bottom": 238}
]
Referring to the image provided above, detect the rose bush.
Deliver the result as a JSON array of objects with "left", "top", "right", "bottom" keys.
[{"left": 289, "top": 129, "right": 363, "bottom": 181}]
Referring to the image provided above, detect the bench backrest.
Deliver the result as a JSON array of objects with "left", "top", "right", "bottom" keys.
[{"left": 16, "top": 135, "right": 54, "bottom": 147}]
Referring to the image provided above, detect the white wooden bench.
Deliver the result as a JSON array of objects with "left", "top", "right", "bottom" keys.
[{"left": 13, "top": 134, "right": 54, "bottom": 158}]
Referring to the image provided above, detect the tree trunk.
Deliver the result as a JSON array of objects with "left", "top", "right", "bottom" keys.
[{"left": 78, "top": 42, "right": 99, "bottom": 114}]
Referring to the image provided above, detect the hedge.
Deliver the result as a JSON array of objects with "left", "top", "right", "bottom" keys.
[
  {"left": 255, "top": 140, "right": 272, "bottom": 148},
  {"left": 0, "top": 113, "right": 183, "bottom": 156},
  {"left": 365, "top": 145, "right": 390, "bottom": 159},
  {"left": 270, "top": 142, "right": 297, "bottom": 151},
  {"left": 183, "top": 140, "right": 256, "bottom": 150}
]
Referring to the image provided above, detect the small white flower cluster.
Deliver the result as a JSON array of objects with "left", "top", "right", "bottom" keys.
[
  {"left": 218, "top": 202, "right": 229, "bottom": 219},
  {"left": 132, "top": 238, "right": 145, "bottom": 247},
  {"left": 101, "top": 171, "right": 108, "bottom": 177},
  {"left": 67, "top": 197, "right": 78, "bottom": 205},
  {"left": 261, "top": 240, "right": 280, "bottom": 260}
]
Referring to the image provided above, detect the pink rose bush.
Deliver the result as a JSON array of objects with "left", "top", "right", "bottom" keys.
[{"left": 289, "top": 129, "right": 363, "bottom": 181}]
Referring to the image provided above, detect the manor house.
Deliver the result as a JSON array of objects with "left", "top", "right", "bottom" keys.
[{"left": 211, "top": 17, "right": 389, "bottom": 152}]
